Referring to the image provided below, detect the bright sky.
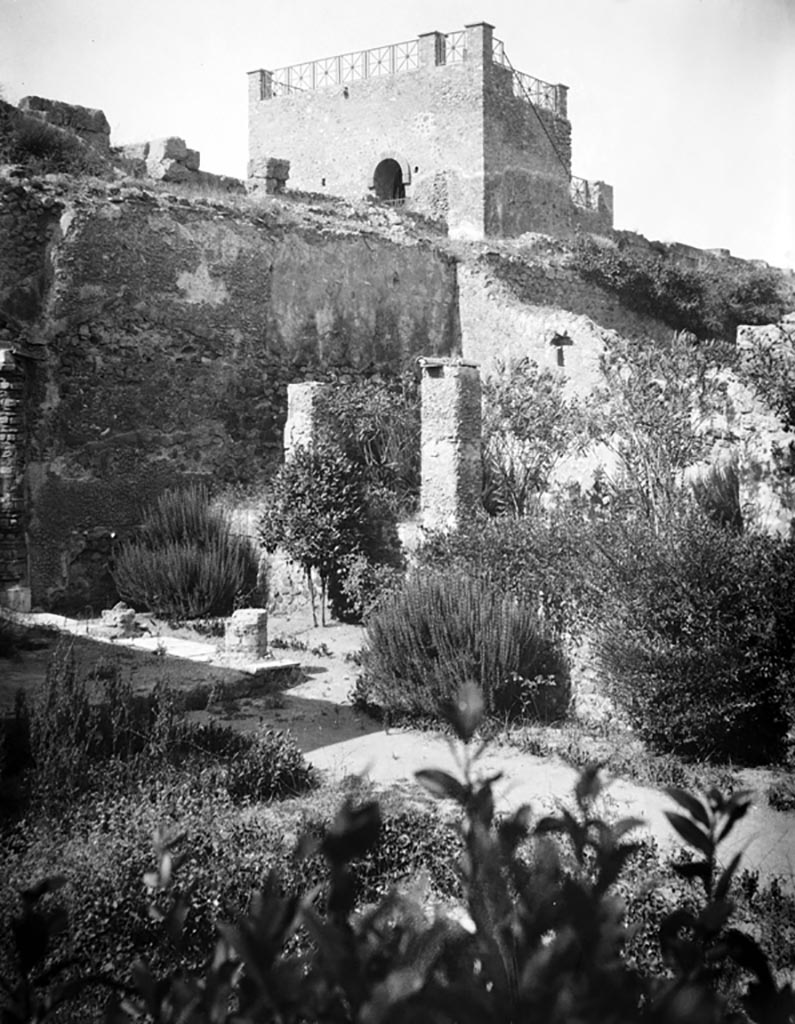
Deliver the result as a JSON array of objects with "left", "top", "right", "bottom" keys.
[{"left": 2, "top": 0, "right": 793, "bottom": 267}]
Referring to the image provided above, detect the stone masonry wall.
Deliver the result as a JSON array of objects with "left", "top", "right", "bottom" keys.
[
  {"left": 249, "top": 56, "right": 487, "bottom": 237},
  {"left": 483, "top": 62, "right": 572, "bottom": 238},
  {"left": 459, "top": 254, "right": 674, "bottom": 394},
  {"left": 2, "top": 177, "right": 459, "bottom": 611}
]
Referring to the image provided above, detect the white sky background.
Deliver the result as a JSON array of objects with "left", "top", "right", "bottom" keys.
[{"left": 1, "top": 0, "right": 793, "bottom": 268}]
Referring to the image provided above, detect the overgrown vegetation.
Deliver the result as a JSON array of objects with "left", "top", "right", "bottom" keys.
[
  {"left": 112, "top": 484, "right": 259, "bottom": 620},
  {"left": 359, "top": 572, "right": 570, "bottom": 723},
  {"left": 260, "top": 440, "right": 404, "bottom": 626},
  {"left": 0, "top": 102, "right": 107, "bottom": 176},
  {"left": 568, "top": 235, "right": 788, "bottom": 340},
  {"left": 595, "top": 511, "right": 795, "bottom": 764},
  {"left": 482, "top": 356, "right": 587, "bottom": 515},
  {"left": 3, "top": 687, "right": 793, "bottom": 1024}
]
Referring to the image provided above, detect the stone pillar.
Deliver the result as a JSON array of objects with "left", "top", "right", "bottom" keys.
[
  {"left": 225, "top": 608, "right": 268, "bottom": 661},
  {"left": 0, "top": 349, "right": 29, "bottom": 611},
  {"left": 555, "top": 84, "right": 569, "bottom": 119},
  {"left": 420, "top": 358, "right": 481, "bottom": 532},
  {"left": 464, "top": 22, "right": 494, "bottom": 67},
  {"left": 284, "top": 381, "right": 331, "bottom": 459},
  {"left": 248, "top": 69, "right": 273, "bottom": 103},
  {"left": 418, "top": 30, "right": 446, "bottom": 67}
]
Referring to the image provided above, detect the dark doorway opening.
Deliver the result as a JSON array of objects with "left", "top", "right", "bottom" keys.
[{"left": 373, "top": 158, "right": 405, "bottom": 201}]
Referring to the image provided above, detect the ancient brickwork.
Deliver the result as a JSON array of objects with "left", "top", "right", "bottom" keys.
[{"left": 420, "top": 358, "right": 482, "bottom": 530}]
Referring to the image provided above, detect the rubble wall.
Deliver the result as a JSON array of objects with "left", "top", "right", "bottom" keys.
[{"left": 1, "top": 178, "right": 459, "bottom": 610}]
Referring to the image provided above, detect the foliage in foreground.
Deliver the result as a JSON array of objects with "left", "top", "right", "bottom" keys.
[
  {"left": 112, "top": 485, "right": 259, "bottom": 620},
  {"left": 359, "top": 571, "right": 570, "bottom": 723},
  {"left": 3, "top": 685, "right": 793, "bottom": 1024}
]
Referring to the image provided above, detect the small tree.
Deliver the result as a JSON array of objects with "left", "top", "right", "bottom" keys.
[{"left": 259, "top": 443, "right": 367, "bottom": 625}]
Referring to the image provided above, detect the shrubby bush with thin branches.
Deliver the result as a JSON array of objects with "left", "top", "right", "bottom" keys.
[{"left": 359, "top": 571, "right": 570, "bottom": 723}]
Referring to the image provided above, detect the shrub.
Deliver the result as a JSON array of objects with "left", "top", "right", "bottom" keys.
[
  {"left": 482, "top": 357, "right": 587, "bottom": 516},
  {"left": 112, "top": 484, "right": 258, "bottom": 620},
  {"left": 568, "top": 236, "right": 787, "bottom": 340},
  {"left": 595, "top": 511, "right": 795, "bottom": 764},
  {"left": 225, "top": 729, "right": 318, "bottom": 803},
  {"left": 419, "top": 508, "right": 599, "bottom": 640},
  {"left": 360, "top": 571, "right": 570, "bottom": 723},
  {"left": 315, "top": 371, "right": 421, "bottom": 513}
]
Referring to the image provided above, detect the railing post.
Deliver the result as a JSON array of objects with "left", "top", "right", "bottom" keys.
[
  {"left": 555, "top": 83, "right": 568, "bottom": 118},
  {"left": 418, "top": 30, "right": 445, "bottom": 67},
  {"left": 248, "top": 69, "right": 273, "bottom": 102},
  {"left": 464, "top": 22, "right": 494, "bottom": 66}
]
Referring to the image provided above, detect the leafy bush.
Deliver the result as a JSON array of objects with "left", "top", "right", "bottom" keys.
[
  {"left": 315, "top": 371, "right": 421, "bottom": 513},
  {"left": 360, "top": 571, "right": 570, "bottom": 723},
  {"left": 112, "top": 484, "right": 259, "bottom": 620},
  {"left": 419, "top": 509, "right": 598, "bottom": 640},
  {"left": 595, "top": 511, "right": 795, "bottom": 764},
  {"left": 482, "top": 357, "right": 586, "bottom": 516},
  {"left": 226, "top": 729, "right": 318, "bottom": 803}
]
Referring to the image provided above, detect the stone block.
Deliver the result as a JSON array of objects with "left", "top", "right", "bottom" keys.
[
  {"left": 120, "top": 141, "right": 150, "bottom": 161},
  {"left": 284, "top": 381, "right": 331, "bottom": 458},
  {"left": 147, "top": 157, "right": 193, "bottom": 183},
  {"left": 147, "top": 137, "right": 188, "bottom": 163},
  {"left": 225, "top": 607, "right": 269, "bottom": 660},
  {"left": 100, "top": 600, "right": 137, "bottom": 636},
  {"left": 184, "top": 148, "right": 201, "bottom": 172}
]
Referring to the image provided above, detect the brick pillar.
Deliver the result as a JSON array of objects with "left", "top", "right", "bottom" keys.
[
  {"left": 555, "top": 84, "right": 569, "bottom": 119},
  {"left": 0, "top": 349, "right": 30, "bottom": 611},
  {"left": 420, "top": 358, "right": 481, "bottom": 532},
  {"left": 418, "top": 30, "right": 445, "bottom": 67},
  {"left": 283, "top": 381, "right": 331, "bottom": 459},
  {"left": 464, "top": 22, "right": 494, "bottom": 66},
  {"left": 247, "top": 69, "right": 273, "bottom": 103}
]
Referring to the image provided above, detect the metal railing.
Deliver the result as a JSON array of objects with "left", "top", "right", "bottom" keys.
[
  {"left": 570, "top": 176, "right": 597, "bottom": 210},
  {"left": 445, "top": 30, "right": 466, "bottom": 63},
  {"left": 492, "top": 36, "right": 561, "bottom": 115},
  {"left": 271, "top": 39, "right": 419, "bottom": 95},
  {"left": 264, "top": 31, "right": 563, "bottom": 118}
]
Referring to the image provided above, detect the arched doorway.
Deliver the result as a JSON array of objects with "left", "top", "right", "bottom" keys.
[{"left": 373, "top": 158, "right": 405, "bottom": 201}]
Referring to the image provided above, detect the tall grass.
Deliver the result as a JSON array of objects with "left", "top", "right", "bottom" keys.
[{"left": 112, "top": 485, "right": 258, "bottom": 619}]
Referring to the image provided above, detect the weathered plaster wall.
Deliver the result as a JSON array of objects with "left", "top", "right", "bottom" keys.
[
  {"left": 458, "top": 254, "right": 674, "bottom": 394},
  {"left": 3, "top": 179, "right": 459, "bottom": 611}
]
